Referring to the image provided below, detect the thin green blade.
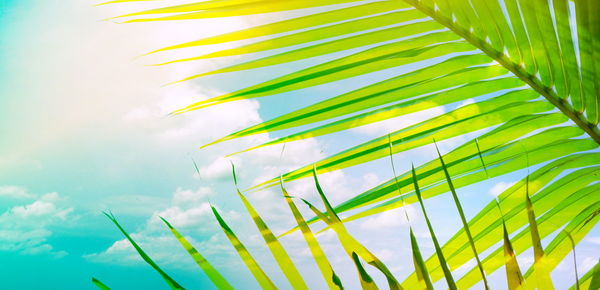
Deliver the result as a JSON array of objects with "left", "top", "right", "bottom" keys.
[
  {"left": 104, "top": 212, "right": 184, "bottom": 290},
  {"left": 231, "top": 164, "right": 308, "bottom": 289},
  {"left": 160, "top": 217, "right": 234, "bottom": 290},
  {"left": 91, "top": 277, "right": 111, "bottom": 290},
  {"left": 434, "top": 141, "right": 489, "bottom": 289},
  {"left": 410, "top": 165, "right": 457, "bottom": 290},
  {"left": 280, "top": 178, "right": 343, "bottom": 290}
]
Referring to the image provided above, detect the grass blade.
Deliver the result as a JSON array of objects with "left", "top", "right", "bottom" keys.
[
  {"left": 91, "top": 277, "right": 110, "bottom": 290},
  {"left": 495, "top": 202, "right": 525, "bottom": 290},
  {"left": 104, "top": 212, "right": 184, "bottom": 290},
  {"left": 159, "top": 217, "right": 233, "bottom": 290},
  {"left": 210, "top": 205, "right": 276, "bottom": 289},
  {"left": 231, "top": 164, "right": 308, "bottom": 289},
  {"left": 434, "top": 141, "right": 489, "bottom": 289},
  {"left": 524, "top": 178, "right": 554, "bottom": 289},
  {"left": 280, "top": 178, "right": 343, "bottom": 290},
  {"left": 410, "top": 164, "right": 457, "bottom": 290}
]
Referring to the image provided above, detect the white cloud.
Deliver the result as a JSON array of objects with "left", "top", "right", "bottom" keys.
[
  {"left": 87, "top": 185, "right": 238, "bottom": 267},
  {"left": 586, "top": 236, "right": 600, "bottom": 245},
  {"left": 199, "top": 156, "right": 241, "bottom": 181},
  {"left": 359, "top": 206, "right": 417, "bottom": 231},
  {"left": 172, "top": 186, "right": 213, "bottom": 205},
  {"left": 0, "top": 189, "right": 73, "bottom": 258},
  {"left": 361, "top": 173, "right": 382, "bottom": 191},
  {"left": 580, "top": 256, "right": 599, "bottom": 274},
  {"left": 489, "top": 181, "right": 516, "bottom": 197},
  {"left": 0, "top": 185, "right": 35, "bottom": 199}
]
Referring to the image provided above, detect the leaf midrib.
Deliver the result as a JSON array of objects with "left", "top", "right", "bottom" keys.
[{"left": 403, "top": 0, "right": 600, "bottom": 144}]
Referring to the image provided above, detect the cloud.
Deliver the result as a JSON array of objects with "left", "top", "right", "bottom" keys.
[
  {"left": 0, "top": 189, "right": 73, "bottom": 258},
  {"left": 586, "top": 236, "right": 600, "bottom": 245},
  {"left": 359, "top": 206, "right": 418, "bottom": 231},
  {"left": 580, "top": 256, "right": 600, "bottom": 274},
  {"left": 86, "top": 185, "right": 239, "bottom": 267},
  {"left": 172, "top": 186, "right": 213, "bottom": 205},
  {"left": 199, "top": 156, "right": 241, "bottom": 181},
  {"left": 0, "top": 185, "right": 35, "bottom": 199},
  {"left": 489, "top": 181, "right": 516, "bottom": 197}
]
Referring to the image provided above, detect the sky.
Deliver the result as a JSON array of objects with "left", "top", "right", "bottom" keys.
[{"left": 0, "top": 0, "right": 599, "bottom": 289}]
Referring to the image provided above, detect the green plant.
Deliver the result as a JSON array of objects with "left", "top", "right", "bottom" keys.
[
  {"left": 94, "top": 162, "right": 596, "bottom": 289},
  {"left": 95, "top": 0, "right": 600, "bottom": 288}
]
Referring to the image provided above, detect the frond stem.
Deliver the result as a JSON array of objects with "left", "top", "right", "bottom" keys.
[{"left": 403, "top": 0, "right": 600, "bottom": 144}]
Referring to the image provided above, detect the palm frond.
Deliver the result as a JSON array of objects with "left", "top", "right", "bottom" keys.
[
  {"left": 91, "top": 277, "right": 111, "bottom": 290},
  {"left": 210, "top": 205, "right": 277, "bottom": 289},
  {"left": 104, "top": 212, "right": 184, "bottom": 290},
  {"left": 280, "top": 179, "right": 343, "bottom": 290},
  {"left": 104, "top": 0, "right": 600, "bottom": 229},
  {"left": 101, "top": 0, "right": 600, "bottom": 287},
  {"left": 159, "top": 217, "right": 234, "bottom": 289}
]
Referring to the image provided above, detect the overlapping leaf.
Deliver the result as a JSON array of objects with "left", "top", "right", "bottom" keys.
[
  {"left": 104, "top": 212, "right": 184, "bottom": 290},
  {"left": 210, "top": 206, "right": 277, "bottom": 289},
  {"left": 160, "top": 217, "right": 234, "bottom": 289},
  {"left": 103, "top": 0, "right": 600, "bottom": 286}
]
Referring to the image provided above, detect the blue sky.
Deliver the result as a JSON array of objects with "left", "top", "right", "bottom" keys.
[{"left": 1, "top": 0, "right": 599, "bottom": 289}]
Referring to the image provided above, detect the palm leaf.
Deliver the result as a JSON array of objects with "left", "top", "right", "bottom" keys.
[
  {"left": 409, "top": 228, "right": 433, "bottom": 290},
  {"left": 388, "top": 137, "right": 432, "bottom": 290},
  {"left": 455, "top": 179, "right": 600, "bottom": 289},
  {"left": 522, "top": 202, "right": 600, "bottom": 286},
  {"left": 434, "top": 141, "right": 489, "bottom": 289},
  {"left": 159, "top": 217, "right": 234, "bottom": 289},
  {"left": 104, "top": 212, "right": 184, "bottom": 290},
  {"left": 351, "top": 252, "right": 378, "bottom": 290},
  {"left": 410, "top": 164, "right": 457, "bottom": 290},
  {"left": 301, "top": 166, "right": 401, "bottom": 289},
  {"left": 496, "top": 201, "right": 525, "bottom": 290},
  {"left": 104, "top": 0, "right": 600, "bottom": 234},
  {"left": 565, "top": 230, "right": 581, "bottom": 290},
  {"left": 91, "top": 277, "right": 110, "bottom": 290},
  {"left": 300, "top": 196, "right": 379, "bottom": 289},
  {"left": 572, "top": 258, "right": 600, "bottom": 290},
  {"left": 210, "top": 205, "right": 277, "bottom": 289},
  {"left": 101, "top": 0, "right": 600, "bottom": 286},
  {"left": 230, "top": 165, "right": 308, "bottom": 289},
  {"left": 524, "top": 179, "right": 554, "bottom": 289},
  {"left": 280, "top": 179, "right": 343, "bottom": 290}
]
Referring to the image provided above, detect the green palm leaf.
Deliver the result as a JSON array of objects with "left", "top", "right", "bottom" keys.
[
  {"left": 572, "top": 258, "right": 600, "bottom": 290},
  {"left": 301, "top": 166, "right": 401, "bottom": 289},
  {"left": 159, "top": 217, "right": 234, "bottom": 290},
  {"left": 230, "top": 164, "right": 308, "bottom": 289},
  {"left": 91, "top": 277, "right": 110, "bottom": 290},
  {"left": 102, "top": 0, "right": 600, "bottom": 286},
  {"left": 497, "top": 200, "right": 525, "bottom": 290},
  {"left": 410, "top": 164, "right": 456, "bottom": 290},
  {"left": 280, "top": 179, "right": 343, "bottom": 290},
  {"left": 104, "top": 0, "right": 600, "bottom": 223},
  {"left": 104, "top": 212, "right": 184, "bottom": 290},
  {"left": 210, "top": 205, "right": 277, "bottom": 289}
]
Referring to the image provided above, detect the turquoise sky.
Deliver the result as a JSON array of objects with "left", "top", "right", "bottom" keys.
[{"left": 1, "top": 0, "right": 598, "bottom": 289}]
